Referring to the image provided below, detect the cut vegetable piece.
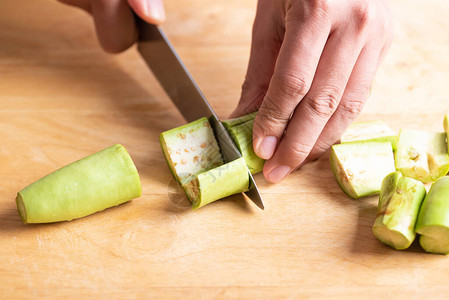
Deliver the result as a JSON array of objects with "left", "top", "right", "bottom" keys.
[
  {"left": 16, "top": 144, "right": 142, "bottom": 224},
  {"left": 183, "top": 157, "right": 249, "bottom": 209},
  {"left": 340, "top": 120, "right": 397, "bottom": 150},
  {"left": 415, "top": 176, "right": 449, "bottom": 254},
  {"left": 330, "top": 142, "right": 396, "bottom": 199},
  {"left": 395, "top": 129, "right": 449, "bottom": 183},
  {"left": 160, "top": 117, "right": 223, "bottom": 185},
  {"left": 221, "top": 111, "right": 257, "bottom": 130},
  {"left": 227, "top": 119, "right": 264, "bottom": 174},
  {"left": 372, "top": 171, "right": 426, "bottom": 250},
  {"left": 444, "top": 114, "right": 449, "bottom": 154},
  {"left": 222, "top": 112, "right": 264, "bottom": 175}
]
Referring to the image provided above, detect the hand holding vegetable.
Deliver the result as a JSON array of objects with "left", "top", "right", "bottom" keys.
[{"left": 231, "top": 0, "right": 394, "bottom": 183}]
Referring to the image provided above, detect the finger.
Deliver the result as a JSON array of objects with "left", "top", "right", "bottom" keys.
[
  {"left": 251, "top": 6, "right": 331, "bottom": 160},
  {"left": 305, "top": 47, "right": 382, "bottom": 163},
  {"left": 262, "top": 26, "right": 367, "bottom": 183},
  {"left": 127, "top": 0, "right": 166, "bottom": 25},
  {"left": 229, "top": 1, "right": 284, "bottom": 118},
  {"left": 306, "top": 22, "right": 394, "bottom": 162},
  {"left": 90, "top": 0, "right": 137, "bottom": 53}
]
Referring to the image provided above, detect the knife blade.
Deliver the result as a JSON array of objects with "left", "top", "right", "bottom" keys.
[{"left": 136, "top": 18, "right": 264, "bottom": 210}]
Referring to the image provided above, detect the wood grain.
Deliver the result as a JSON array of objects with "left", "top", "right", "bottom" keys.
[{"left": 1, "top": 0, "right": 449, "bottom": 298}]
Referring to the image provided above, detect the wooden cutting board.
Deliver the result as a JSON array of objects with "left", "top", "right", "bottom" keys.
[{"left": 1, "top": 0, "right": 449, "bottom": 298}]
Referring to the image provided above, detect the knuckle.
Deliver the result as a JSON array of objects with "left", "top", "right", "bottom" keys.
[
  {"left": 256, "top": 96, "right": 291, "bottom": 134},
  {"left": 273, "top": 73, "right": 311, "bottom": 100},
  {"left": 286, "top": 141, "right": 312, "bottom": 162},
  {"left": 352, "top": 2, "right": 376, "bottom": 32},
  {"left": 338, "top": 99, "right": 365, "bottom": 118},
  {"left": 306, "top": 90, "right": 341, "bottom": 119}
]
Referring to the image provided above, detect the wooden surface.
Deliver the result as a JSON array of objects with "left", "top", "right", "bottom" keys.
[{"left": 1, "top": 0, "right": 449, "bottom": 298}]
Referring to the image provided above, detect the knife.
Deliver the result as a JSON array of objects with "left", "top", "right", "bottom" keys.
[{"left": 136, "top": 18, "right": 264, "bottom": 210}]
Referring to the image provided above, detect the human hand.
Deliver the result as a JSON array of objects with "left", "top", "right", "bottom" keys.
[
  {"left": 58, "top": 0, "right": 165, "bottom": 53},
  {"left": 231, "top": 0, "right": 393, "bottom": 183}
]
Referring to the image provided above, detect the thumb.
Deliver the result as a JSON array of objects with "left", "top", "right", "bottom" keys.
[{"left": 128, "top": 0, "right": 166, "bottom": 24}]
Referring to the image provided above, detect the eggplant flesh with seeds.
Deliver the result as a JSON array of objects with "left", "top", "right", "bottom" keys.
[{"left": 160, "top": 117, "right": 223, "bottom": 185}]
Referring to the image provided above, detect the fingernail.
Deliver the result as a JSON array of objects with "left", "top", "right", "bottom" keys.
[
  {"left": 257, "top": 136, "right": 277, "bottom": 159},
  {"left": 145, "top": 0, "right": 166, "bottom": 23},
  {"left": 267, "top": 165, "right": 291, "bottom": 183}
]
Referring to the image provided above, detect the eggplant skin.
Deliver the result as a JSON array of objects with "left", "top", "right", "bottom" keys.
[
  {"left": 372, "top": 172, "right": 426, "bottom": 250},
  {"left": 222, "top": 113, "right": 265, "bottom": 175},
  {"left": 183, "top": 157, "right": 249, "bottom": 209},
  {"left": 16, "top": 144, "right": 142, "bottom": 224},
  {"left": 416, "top": 176, "right": 449, "bottom": 254}
]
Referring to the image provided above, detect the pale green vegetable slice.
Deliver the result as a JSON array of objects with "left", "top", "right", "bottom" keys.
[
  {"left": 221, "top": 111, "right": 257, "bottom": 130},
  {"left": 16, "top": 144, "right": 142, "bottom": 224},
  {"left": 227, "top": 119, "right": 264, "bottom": 174},
  {"left": 372, "top": 171, "right": 426, "bottom": 250},
  {"left": 340, "top": 120, "right": 397, "bottom": 150},
  {"left": 183, "top": 157, "right": 249, "bottom": 209},
  {"left": 161, "top": 117, "right": 252, "bottom": 209},
  {"left": 395, "top": 129, "right": 449, "bottom": 183},
  {"left": 330, "top": 141, "right": 396, "bottom": 199},
  {"left": 160, "top": 117, "right": 223, "bottom": 185},
  {"left": 415, "top": 176, "right": 449, "bottom": 254}
]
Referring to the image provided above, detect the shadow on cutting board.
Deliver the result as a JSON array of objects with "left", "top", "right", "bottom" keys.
[
  {"left": 0, "top": 204, "right": 58, "bottom": 235},
  {"left": 0, "top": 205, "right": 25, "bottom": 230},
  {"left": 351, "top": 198, "right": 426, "bottom": 255},
  {"left": 163, "top": 177, "right": 253, "bottom": 214},
  {"left": 301, "top": 150, "right": 428, "bottom": 255},
  {"left": 0, "top": 204, "right": 54, "bottom": 235},
  {"left": 0, "top": 199, "right": 135, "bottom": 233}
]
